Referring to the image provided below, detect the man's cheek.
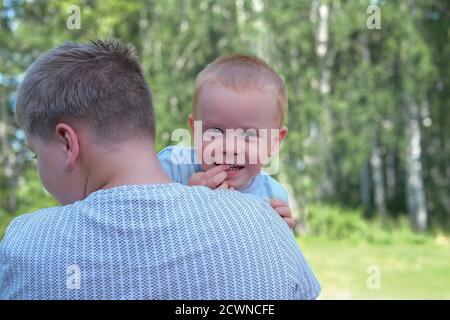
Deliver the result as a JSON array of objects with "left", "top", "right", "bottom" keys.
[{"left": 37, "top": 161, "right": 52, "bottom": 191}]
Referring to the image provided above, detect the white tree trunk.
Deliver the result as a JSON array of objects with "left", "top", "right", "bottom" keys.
[
  {"left": 0, "top": 88, "right": 18, "bottom": 212},
  {"left": 371, "top": 144, "right": 387, "bottom": 219},
  {"left": 313, "top": 1, "right": 335, "bottom": 199},
  {"left": 385, "top": 151, "right": 396, "bottom": 201},
  {"left": 360, "top": 161, "right": 372, "bottom": 216},
  {"left": 405, "top": 98, "right": 427, "bottom": 231}
]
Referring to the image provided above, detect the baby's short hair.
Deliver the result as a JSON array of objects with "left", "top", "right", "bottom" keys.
[
  {"left": 193, "top": 54, "right": 288, "bottom": 126},
  {"left": 16, "top": 39, "right": 155, "bottom": 143}
]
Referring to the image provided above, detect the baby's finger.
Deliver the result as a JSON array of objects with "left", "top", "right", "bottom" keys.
[
  {"left": 283, "top": 218, "right": 296, "bottom": 229},
  {"left": 207, "top": 171, "right": 228, "bottom": 189},
  {"left": 205, "top": 164, "right": 230, "bottom": 178},
  {"left": 276, "top": 207, "right": 292, "bottom": 219},
  {"left": 188, "top": 172, "right": 208, "bottom": 186},
  {"left": 216, "top": 181, "right": 229, "bottom": 189},
  {"left": 269, "top": 198, "right": 288, "bottom": 208}
]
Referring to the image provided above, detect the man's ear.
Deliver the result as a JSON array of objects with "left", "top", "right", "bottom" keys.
[
  {"left": 55, "top": 123, "right": 80, "bottom": 171},
  {"left": 270, "top": 126, "right": 288, "bottom": 156}
]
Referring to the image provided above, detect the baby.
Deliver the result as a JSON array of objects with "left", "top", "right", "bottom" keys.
[{"left": 158, "top": 54, "right": 294, "bottom": 228}]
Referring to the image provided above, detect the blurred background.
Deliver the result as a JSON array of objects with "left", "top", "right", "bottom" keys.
[{"left": 0, "top": 0, "right": 449, "bottom": 299}]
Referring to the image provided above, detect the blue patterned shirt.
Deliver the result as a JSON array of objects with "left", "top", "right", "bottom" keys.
[{"left": 0, "top": 184, "right": 320, "bottom": 300}]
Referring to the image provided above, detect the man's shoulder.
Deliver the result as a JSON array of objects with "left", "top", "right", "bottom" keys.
[
  {"left": 0, "top": 205, "right": 67, "bottom": 253},
  {"left": 189, "top": 185, "right": 265, "bottom": 204},
  {"left": 191, "top": 187, "right": 282, "bottom": 225},
  {"left": 7, "top": 205, "right": 64, "bottom": 228}
]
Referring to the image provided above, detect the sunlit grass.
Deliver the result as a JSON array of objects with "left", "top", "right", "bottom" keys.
[{"left": 298, "top": 236, "right": 450, "bottom": 299}]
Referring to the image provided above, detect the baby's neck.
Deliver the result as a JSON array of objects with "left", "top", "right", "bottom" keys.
[{"left": 237, "top": 177, "right": 256, "bottom": 191}]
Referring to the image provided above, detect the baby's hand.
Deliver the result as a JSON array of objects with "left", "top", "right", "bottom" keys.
[
  {"left": 269, "top": 199, "right": 295, "bottom": 229},
  {"left": 189, "top": 165, "right": 234, "bottom": 189}
]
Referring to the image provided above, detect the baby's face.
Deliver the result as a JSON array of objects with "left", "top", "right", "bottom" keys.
[{"left": 193, "top": 83, "right": 284, "bottom": 190}]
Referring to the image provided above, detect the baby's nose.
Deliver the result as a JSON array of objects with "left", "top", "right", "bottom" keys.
[{"left": 222, "top": 135, "right": 246, "bottom": 163}]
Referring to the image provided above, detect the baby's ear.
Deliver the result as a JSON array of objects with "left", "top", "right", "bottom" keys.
[
  {"left": 270, "top": 126, "right": 288, "bottom": 155},
  {"left": 188, "top": 114, "right": 194, "bottom": 132}
]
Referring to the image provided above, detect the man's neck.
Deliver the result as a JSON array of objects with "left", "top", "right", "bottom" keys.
[{"left": 83, "top": 138, "right": 172, "bottom": 197}]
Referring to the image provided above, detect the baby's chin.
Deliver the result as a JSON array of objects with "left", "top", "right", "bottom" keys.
[
  {"left": 226, "top": 177, "right": 253, "bottom": 190},
  {"left": 224, "top": 167, "right": 260, "bottom": 190}
]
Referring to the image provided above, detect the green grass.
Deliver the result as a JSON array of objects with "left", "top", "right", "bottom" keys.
[{"left": 297, "top": 236, "right": 450, "bottom": 299}]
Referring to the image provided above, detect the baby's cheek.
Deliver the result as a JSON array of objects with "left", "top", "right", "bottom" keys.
[
  {"left": 247, "top": 164, "right": 262, "bottom": 177},
  {"left": 247, "top": 141, "right": 270, "bottom": 165},
  {"left": 200, "top": 139, "right": 224, "bottom": 165},
  {"left": 229, "top": 165, "right": 260, "bottom": 189}
]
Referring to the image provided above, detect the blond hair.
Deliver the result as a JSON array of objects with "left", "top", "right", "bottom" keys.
[{"left": 192, "top": 54, "right": 288, "bottom": 126}]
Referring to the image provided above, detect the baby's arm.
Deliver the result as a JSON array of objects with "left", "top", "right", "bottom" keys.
[{"left": 269, "top": 199, "right": 295, "bottom": 229}]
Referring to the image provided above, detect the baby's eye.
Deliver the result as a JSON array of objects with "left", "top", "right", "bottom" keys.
[
  {"left": 242, "top": 129, "right": 259, "bottom": 141},
  {"left": 204, "top": 128, "right": 223, "bottom": 141},
  {"left": 244, "top": 129, "right": 258, "bottom": 138},
  {"left": 205, "top": 128, "right": 223, "bottom": 134}
]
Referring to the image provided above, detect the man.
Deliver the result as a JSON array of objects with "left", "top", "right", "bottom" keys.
[{"left": 0, "top": 39, "right": 320, "bottom": 299}]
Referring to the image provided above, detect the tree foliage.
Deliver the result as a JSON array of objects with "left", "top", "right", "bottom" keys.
[{"left": 0, "top": 0, "right": 448, "bottom": 235}]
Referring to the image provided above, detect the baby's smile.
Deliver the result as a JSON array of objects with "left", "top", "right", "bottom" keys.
[
  {"left": 213, "top": 162, "right": 245, "bottom": 171},
  {"left": 227, "top": 164, "right": 245, "bottom": 171}
]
